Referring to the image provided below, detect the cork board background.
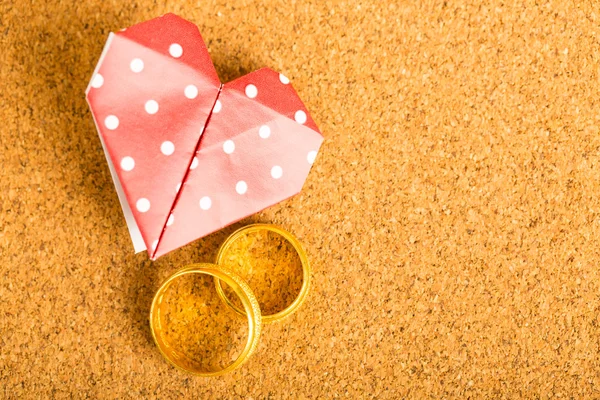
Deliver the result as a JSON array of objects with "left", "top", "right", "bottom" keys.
[{"left": 2, "top": 0, "right": 600, "bottom": 397}]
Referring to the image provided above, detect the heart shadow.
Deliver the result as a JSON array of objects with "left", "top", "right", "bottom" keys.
[
  {"left": 13, "top": 7, "right": 278, "bottom": 359},
  {"left": 14, "top": 5, "right": 301, "bottom": 372}
]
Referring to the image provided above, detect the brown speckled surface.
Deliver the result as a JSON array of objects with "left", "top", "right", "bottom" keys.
[{"left": 2, "top": 0, "right": 600, "bottom": 397}]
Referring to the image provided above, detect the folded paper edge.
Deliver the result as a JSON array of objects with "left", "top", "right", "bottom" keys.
[
  {"left": 86, "top": 32, "right": 147, "bottom": 253},
  {"left": 150, "top": 83, "right": 224, "bottom": 260}
]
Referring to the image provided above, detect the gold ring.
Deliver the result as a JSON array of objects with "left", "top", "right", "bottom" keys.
[
  {"left": 214, "top": 224, "right": 311, "bottom": 323},
  {"left": 149, "top": 263, "right": 261, "bottom": 376}
]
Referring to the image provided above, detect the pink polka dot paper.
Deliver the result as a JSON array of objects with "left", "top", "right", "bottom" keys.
[{"left": 85, "top": 13, "right": 323, "bottom": 260}]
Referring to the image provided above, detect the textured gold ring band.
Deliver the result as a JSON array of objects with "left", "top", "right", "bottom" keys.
[
  {"left": 214, "top": 224, "right": 311, "bottom": 323},
  {"left": 149, "top": 263, "right": 262, "bottom": 377}
]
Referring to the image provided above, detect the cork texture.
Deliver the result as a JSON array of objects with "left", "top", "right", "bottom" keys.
[{"left": 2, "top": 0, "right": 600, "bottom": 397}]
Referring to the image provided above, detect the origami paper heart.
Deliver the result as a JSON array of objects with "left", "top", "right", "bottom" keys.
[{"left": 86, "top": 14, "right": 323, "bottom": 259}]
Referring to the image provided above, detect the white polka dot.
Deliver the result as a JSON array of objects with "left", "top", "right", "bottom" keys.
[
  {"left": 152, "top": 240, "right": 158, "bottom": 250},
  {"left": 199, "top": 196, "right": 212, "bottom": 210},
  {"left": 259, "top": 125, "right": 271, "bottom": 139},
  {"left": 176, "top": 182, "right": 182, "bottom": 192},
  {"left": 213, "top": 100, "right": 222, "bottom": 113},
  {"left": 120, "top": 156, "right": 135, "bottom": 171},
  {"left": 279, "top": 74, "right": 290, "bottom": 84},
  {"left": 190, "top": 157, "right": 198, "bottom": 170},
  {"left": 245, "top": 84, "right": 258, "bottom": 98},
  {"left": 307, "top": 150, "right": 318, "bottom": 165},
  {"left": 236, "top": 181, "right": 248, "bottom": 195},
  {"left": 223, "top": 140, "right": 235, "bottom": 154},
  {"left": 145, "top": 100, "right": 159, "bottom": 114},
  {"left": 130, "top": 58, "right": 144, "bottom": 73},
  {"left": 167, "top": 214, "right": 174, "bottom": 226},
  {"left": 271, "top": 165, "right": 283, "bottom": 179},
  {"left": 161, "top": 141, "right": 175, "bottom": 156},
  {"left": 104, "top": 115, "right": 119, "bottom": 130},
  {"left": 136, "top": 198, "right": 150, "bottom": 213},
  {"left": 184, "top": 84, "right": 198, "bottom": 99},
  {"left": 91, "top": 74, "right": 104, "bottom": 88},
  {"left": 169, "top": 43, "right": 183, "bottom": 58},
  {"left": 295, "top": 110, "right": 307, "bottom": 124}
]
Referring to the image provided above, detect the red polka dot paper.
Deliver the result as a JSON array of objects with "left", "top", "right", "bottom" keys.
[{"left": 85, "top": 14, "right": 324, "bottom": 260}]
